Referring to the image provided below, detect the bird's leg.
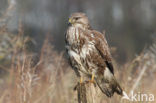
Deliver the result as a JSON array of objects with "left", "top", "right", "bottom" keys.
[
  {"left": 88, "top": 74, "right": 96, "bottom": 87},
  {"left": 84, "top": 74, "right": 96, "bottom": 86},
  {"left": 90, "top": 74, "right": 95, "bottom": 83},
  {"left": 73, "top": 77, "right": 83, "bottom": 91},
  {"left": 80, "top": 77, "right": 83, "bottom": 84}
]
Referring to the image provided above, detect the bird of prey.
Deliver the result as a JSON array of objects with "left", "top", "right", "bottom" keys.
[{"left": 65, "top": 12, "right": 123, "bottom": 97}]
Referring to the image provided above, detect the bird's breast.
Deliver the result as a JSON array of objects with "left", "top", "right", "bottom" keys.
[
  {"left": 80, "top": 42, "right": 95, "bottom": 59},
  {"left": 66, "top": 26, "right": 80, "bottom": 46}
]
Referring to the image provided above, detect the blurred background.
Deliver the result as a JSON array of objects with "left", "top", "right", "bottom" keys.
[
  {"left": 0, "top": 0, "right": 156, "bottom": 103},
  {"left": 1, "top": 0, "right": 156, "bottom": 63}
]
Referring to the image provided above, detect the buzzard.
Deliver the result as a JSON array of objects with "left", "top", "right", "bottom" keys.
[{"left": 65, "top": 12, "right": 123, "bottom": 97}]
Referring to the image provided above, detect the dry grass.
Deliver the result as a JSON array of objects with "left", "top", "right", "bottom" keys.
[
  {"left": 0, "top": 26, "right": 156, "bottom": 103},
  {"left": 0, "top": 1, "right": 156, "bottom": 102}
]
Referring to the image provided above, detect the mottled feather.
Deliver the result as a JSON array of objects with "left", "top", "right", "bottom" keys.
[{"left": 65, "top": 12, "right": 123, "bottom": 97}]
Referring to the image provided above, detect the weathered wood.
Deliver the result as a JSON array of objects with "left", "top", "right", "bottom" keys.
[
  {"left": 76, "top": 82, "right": 102, "bottom": 103},
  {"left": 76, "top": 83, "right": 87, "bottom": 103}
]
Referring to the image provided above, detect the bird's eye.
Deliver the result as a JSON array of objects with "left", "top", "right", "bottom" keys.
[{"left": 75, "top": 17, "right": 80, "bottom": 20}]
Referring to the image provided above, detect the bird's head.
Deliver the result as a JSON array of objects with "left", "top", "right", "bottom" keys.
[{"left": 68, "top": 12, "right": 90, "bottom": 29}]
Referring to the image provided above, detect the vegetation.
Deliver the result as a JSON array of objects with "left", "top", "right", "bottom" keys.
[
  {"left": 0, "top": 25, "right": 155, "bottom": 103},
  {"left": 0, "top": 0, "right": 156, "bottom": 103}
]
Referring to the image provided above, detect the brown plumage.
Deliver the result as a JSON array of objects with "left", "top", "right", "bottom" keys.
[{"left": 65, "top": 12, "right": 123, "bottom": 97}]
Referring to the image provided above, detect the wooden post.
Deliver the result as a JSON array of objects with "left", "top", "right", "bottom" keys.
[{"left": 76, "top": 83, "right": 102, "bottom": 103}]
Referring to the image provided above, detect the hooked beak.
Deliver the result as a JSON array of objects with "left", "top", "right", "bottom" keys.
[
  {"left": 68, "top": 18, "right": 72, "bottom": 23},
  {"left": 68, "top": 18, "right": 73, "bottom": 26}
]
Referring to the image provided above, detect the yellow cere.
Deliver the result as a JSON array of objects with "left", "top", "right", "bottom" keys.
[{"left": 68, "top": 18, "right": 72, "bottom": 23}]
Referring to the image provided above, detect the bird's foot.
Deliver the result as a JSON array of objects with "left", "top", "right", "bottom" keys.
[
  {"left": 85, "top": 80, "right": 96, "bottom": 87},
  {"left": 89, "top": 79, "right": 95, "bottom": 83},
  {"left": 73, "top": 77, "right": 84, "bottom": 91},
  {"left": 85, "top": 74, "right": 96, "bottom": 87}
]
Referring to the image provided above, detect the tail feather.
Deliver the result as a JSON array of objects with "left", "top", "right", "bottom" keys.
[
  {"left": 115, "top": 81, "right": 123, "bottom": 95},
  {"left": 95, "top": 77, "right": 123, "bottom": 97}
]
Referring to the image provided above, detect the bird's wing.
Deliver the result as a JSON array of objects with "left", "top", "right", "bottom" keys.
[{"left": 91, "top": 30, "right": 114, "bottom": 74}]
